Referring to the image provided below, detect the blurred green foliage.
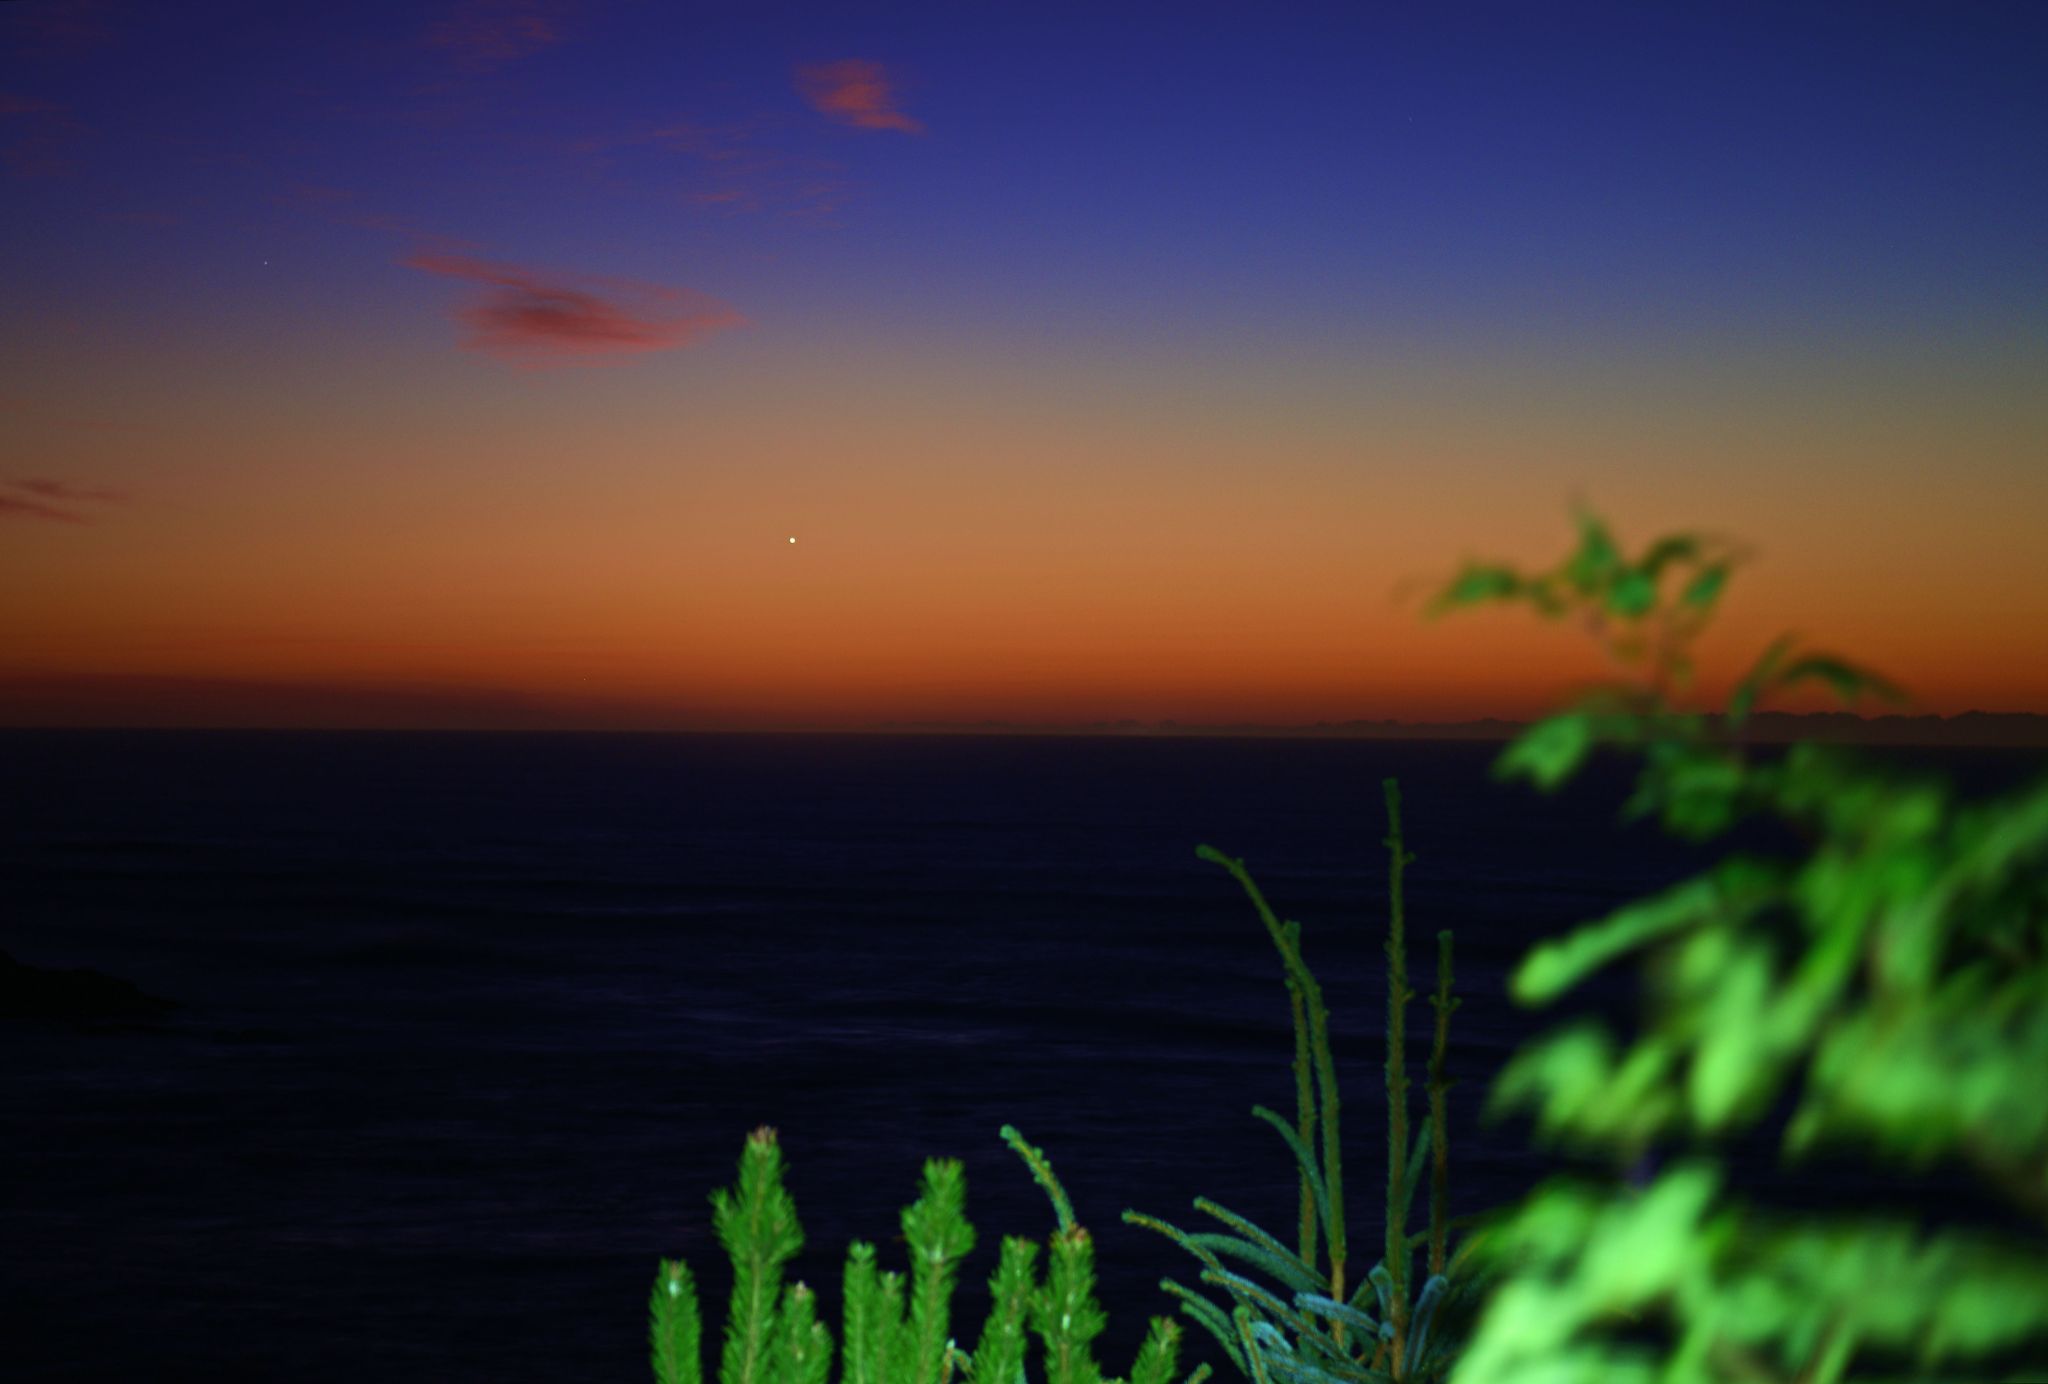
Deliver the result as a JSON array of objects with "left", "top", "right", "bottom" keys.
[{"left": 1420, "top": 506, "right": 2048, "bottom": 1384}]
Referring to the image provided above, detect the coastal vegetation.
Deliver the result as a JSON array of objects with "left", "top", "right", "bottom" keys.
[
  {"left": 652, "top": 506, "right": 2048, "bottom": 1383},
  {"left": 1122, "top": 780, "right": 1494, "bottom": 1384},
  {"left": 649, "top": 1124, "right": 1207, "bottom": 1384},
  {"left": 1423, "top": 507, "right": 2048, "bottom": 1383}
]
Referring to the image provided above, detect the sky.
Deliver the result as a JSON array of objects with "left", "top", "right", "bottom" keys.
[{"left": 3, "top": 0, "right": 2046, "bottom": 732}]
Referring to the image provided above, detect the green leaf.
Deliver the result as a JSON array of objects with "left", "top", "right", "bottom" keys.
[
  {"left": 1773, "top": 654, "right": 1910, "bottom": 709},
  {"left": 1726, "top": 633, "right": 1797, "bottom": 726},
  {"left": 1564, "top": 510, "right": 1623, "bottom": 596},
  {"left": 1679, "top": 563, "right": 1729, "bottom": 615},
  {"left": 1606, "top": 569, "right": 1657, "bottom": 618},
  {"left": 1646, "top": 751, "right": 1753, "bottom": 842},
  {"left": 1573, "top": 1164, "right": 1719, "bottom": 1307},
  {"left": 1511, "top": 867, "right": 1744, "bottom": 1005},
  {"left": 1637, "top": 534, "right": 1703, "bottom": 579},
  {"left": 1422, "top": 564, "right": 1523, "bottom": 619},
  {"left": 1686, "top": 939, "right": 1775, "bottom": 1129},
  {"left": 1492, "top": 713, "right": 1595, "bottom": 793}
]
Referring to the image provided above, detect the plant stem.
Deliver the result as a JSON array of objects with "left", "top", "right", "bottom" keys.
[
  {"left": 1286, "top": 942, "right": 1318, "bottom": 1272},
  {"left": 1382, "top": 779, "right": 1414, "bottom": 1377},
  {"left": 1192, "top": 846, "right": 1347, "bottom": 1352},
  {"left": 1427, "top": 929, "right": 1457, "bottom": 1279},
  {"left": 1311, "top": 928, "right": 1345, "bottom": 1342}
]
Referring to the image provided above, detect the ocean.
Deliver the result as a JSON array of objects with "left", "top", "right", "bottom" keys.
[{"left": 2, "top": 730, "right": 2042, "bottom": 1382}]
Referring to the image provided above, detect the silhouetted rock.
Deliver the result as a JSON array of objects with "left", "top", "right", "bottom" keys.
[{"left": 0, "top": 946, "right": 178, "bottom": 1024}]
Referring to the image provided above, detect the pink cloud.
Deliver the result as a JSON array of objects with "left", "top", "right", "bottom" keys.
[
  {"left": 16, "top": 476, "right": 125, "bottom": 504},
  {"left": 585, "top": 117, "right": 852, "bottom": 218},
  {"left": 796, "top": 60, "right": 923, "bottom": 134},
  {"left": 402, "top": 252, "right": 743, "bottom": 365},
  {"left": 422, "top": 0, "right": 562, "bottom": 72},
  {"left": 1, "top": 476, "right": 124, "bottom": 523},
  {"left": 0, "top": 494, "right": 84, "bottom": 523}
]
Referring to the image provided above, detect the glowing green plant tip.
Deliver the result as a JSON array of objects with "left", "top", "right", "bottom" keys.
[{"left": 651, "top": 1125, "right": 1212, "bottom": 1384}]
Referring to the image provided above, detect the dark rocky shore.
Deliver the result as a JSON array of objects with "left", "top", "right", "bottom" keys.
[{"left": 1, "top": 945, "right": 178, "bottom": 1025}]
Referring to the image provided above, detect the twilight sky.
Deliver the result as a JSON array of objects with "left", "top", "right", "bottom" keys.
[{"left": 3, "top": 1, "right": 2045, "bottom": 731}]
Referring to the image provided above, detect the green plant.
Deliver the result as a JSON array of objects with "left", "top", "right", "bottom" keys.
[
  {"left": 1123, "top": 780, "right": 1497, "bottom": 1383},
  {"left": 1420, "top": 505, "right": 2048, "bottom": 1384},
  {"left": 650, "top": 1123, "right": 1217, "bottom": 1384}
]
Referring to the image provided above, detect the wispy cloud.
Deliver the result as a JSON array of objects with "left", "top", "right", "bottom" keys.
[
  {"left": 2, "top": 476, "right": 125, "bottom": 524},
  {"left": 422, "top": 0, "right": 563, "bottom": 73},
  {"left": 402, "top": 251, "right": 743, "bottom": 365},
  {"left": 560, "top": 116, "right": 854, "bottom": 219},
  {"left": 652, "top": 119, "right": 852, "bottom": 216},
  {"left": 0, "top": 494, "right": 84, "bottom": 523},
  {"left": 796, "top": 60, "right": 923, "bottom": 134}
]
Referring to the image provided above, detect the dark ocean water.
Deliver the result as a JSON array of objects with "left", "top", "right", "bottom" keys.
[{"left": 2, "top": 730, "right": 2043, "bottom": 1383}]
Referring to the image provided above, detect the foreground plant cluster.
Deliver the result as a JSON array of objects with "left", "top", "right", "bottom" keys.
[{"left": 649, "top": 510, "right": 2048, "bottom": 1384}]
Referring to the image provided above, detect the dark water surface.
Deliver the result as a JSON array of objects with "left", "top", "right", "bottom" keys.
[{"left": 3, "top": 731, "right": 2042, "bottom": 1382}]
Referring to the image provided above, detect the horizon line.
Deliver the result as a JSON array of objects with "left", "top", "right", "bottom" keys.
[{"left": 5, "top": 708, "right": 2048, "bottom": 746}]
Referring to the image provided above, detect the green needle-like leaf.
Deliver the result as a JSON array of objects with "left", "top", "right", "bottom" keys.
[
  {"left": 1002, "top": 1125, "right": 1077, "bottom": 1235},
  {"left": 1292, "top": 1294, "right": 1380, "bottom": 1341},
  {"left": 1248, "top": 1106, "right": 1337, "bottom": 1252},
  {"left": 1192, "top": 1197, "right": 1327, "bottom": 1291},
  {"left": 1160, "top": 1278, "right": 1249, "bottom": 1378}
]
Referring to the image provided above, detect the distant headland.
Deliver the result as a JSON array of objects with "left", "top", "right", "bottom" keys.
[{"left": 864, "top": 711, "right": 2048, "bottom": 747}]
